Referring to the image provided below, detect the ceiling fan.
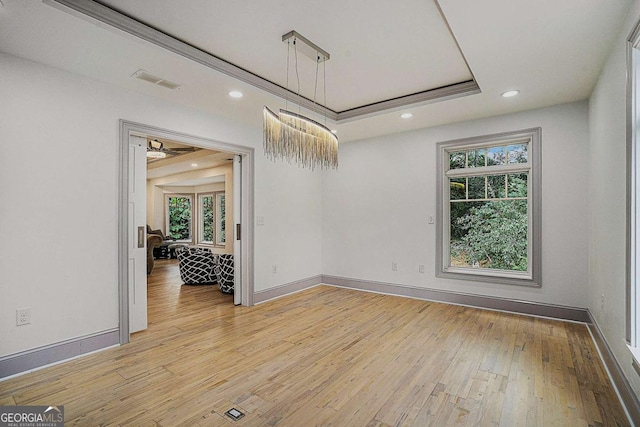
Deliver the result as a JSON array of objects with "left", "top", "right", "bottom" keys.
[{"left": 146, "top": 139, "right": 197, "bottom": 159}]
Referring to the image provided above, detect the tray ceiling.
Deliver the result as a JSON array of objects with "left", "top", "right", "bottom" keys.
[
  {"left": 99, "top": 0, "right": 474, "bottom": 112},
  {"left": 0, "top": 0, "right": 631, "bottom": 142}
]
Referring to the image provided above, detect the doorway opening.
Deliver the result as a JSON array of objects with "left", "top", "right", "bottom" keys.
[{"left": 118, "top": 120, "right": 254, "bottom": 344}]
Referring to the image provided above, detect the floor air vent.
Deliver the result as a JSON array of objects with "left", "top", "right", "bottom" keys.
[{"left": 224, "top": 408, "right": 245, "bottom": 421}]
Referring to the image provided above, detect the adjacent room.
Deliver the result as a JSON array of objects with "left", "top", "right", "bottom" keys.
[
  {"left": 145, "top": 138, "right": 236, "bottom": 325},
  {"left": 1, "top": 0, "right": 639, "bottom": 425}
]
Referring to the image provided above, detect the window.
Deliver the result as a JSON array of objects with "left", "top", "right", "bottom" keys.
[
  {"left": 628, "top": 26, "right": 640, "bottom": 352},
  {"left": 200, "top": 194, "right": 214, "bottom": 244},
  {"left": 165, "top": 194, "right": 193, "bottom": 241},
  {"left": 436, "top": 128, "right": 541, "bottom": 286},
  {"left": 198, "top": 192, "right": 226, "bottom": 246},
  {"left": 216, "top": 193, "right": 226, "bottom": 246}
]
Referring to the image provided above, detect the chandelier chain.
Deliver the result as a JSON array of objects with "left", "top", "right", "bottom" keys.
[
  {"left": 313, "top": 58, "right": 319, "bottom": 106},
  {"left": 285, "top": 40, "right": 290, "bottom": 111},
  {"left": 323, "top": 60, "right": 327, "bottom": 126},
  {"left": 294, "top": 41, "right": 301, "bottom": 114}
]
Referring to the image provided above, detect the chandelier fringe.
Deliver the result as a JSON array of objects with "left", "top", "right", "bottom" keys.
[{"left": 263, "top": 107, "right": 338, "bottom": 170}]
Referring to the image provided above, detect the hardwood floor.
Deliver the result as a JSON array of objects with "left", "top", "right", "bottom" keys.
[{"left": 1, "top": 259, "right": 629, "bottom": 426}]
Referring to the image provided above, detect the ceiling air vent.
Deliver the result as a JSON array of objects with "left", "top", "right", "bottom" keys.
[
  {"left": 156, "top": 79, "right": 181, "bottom": 90},
  {"left": 132, "top": 69, "right": 181, "bottom": 90}
]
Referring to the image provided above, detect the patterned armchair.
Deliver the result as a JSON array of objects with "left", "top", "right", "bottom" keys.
[
  {"left": 175, "top": 247, "right": 217, "bottom": 285},
  {"left": 214, "top": 254, "right": 234, "bottom": 294}
]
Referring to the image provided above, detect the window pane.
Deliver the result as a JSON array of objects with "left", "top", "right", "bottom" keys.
[
  {"left": 487, "top": 175, "right": 506, "bottom": 199},
  {"left": 507, "top": 144, "right": 528, "bottom": 164},
  {"left": 450, "top": 177, "right": 466, "bottom": 200},
  {"left": 468, "top": 176, "right": 485, "bottom": 200},
  {"left": 202, "top": 196, "right": 214, "bottom": 242},
  {"left": 467, "top": 148, "right": 486, "bottom": 168},
  {"left": 450, "top": 200, "right": 528, "bottom": 271},
  {"left": 450, "top": 200, "right": 483, "bottom": 266},
  {"left": 168, "top": 196, "right": 191, "bottom": 240},
  {"left": 487, "top": 146, "right": 506, "bottom": 166},
  {"left": 507, "top": 173, "right": 528, "bottom": 198},
  {"left": 217, "top": 194, "right": 226, "bottom": 244},
  {"left": 449, "top": 151, "right": 466, "bottom": 170}
]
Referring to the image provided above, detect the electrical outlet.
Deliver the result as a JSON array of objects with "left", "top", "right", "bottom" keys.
[
  {"left": 419, "top": 264, "right": 425, "bottom": 273},
  {"left": 600, "top": 294, "right": 605, "bottom": 311},
  {"left": 272, "top": 264, "right": 278, "bottom": 274},
  {"left": 16, "top": 308, "right": 31, "bottom": 326},
  {"left": 392, "top": 261, "right": 398, "bottom": 271}
]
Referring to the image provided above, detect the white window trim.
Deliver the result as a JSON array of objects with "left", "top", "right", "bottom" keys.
[
  {"left": 164, "top": 193, "right": 194, "bottom": 243},
  {"left": 436, "top": 128, "right": 542, "bottom": 287},
  {"left": 627, "top": 19, "right": 640, "bottom": 351}
]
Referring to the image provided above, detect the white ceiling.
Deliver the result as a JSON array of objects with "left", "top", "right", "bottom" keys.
[
  {"left": 0, "top": 0, "right": 632, "bottom": 143},
  {"left": 159, "top": 174, "right": 226, "bottom": 188},
  {"left": 146, "top": 139, "right": 232, "bottom": 180}
]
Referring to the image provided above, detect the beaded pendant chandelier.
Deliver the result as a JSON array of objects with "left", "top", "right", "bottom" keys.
[{"left": 263, "top": 31, "right": 338, "bottom": 170}]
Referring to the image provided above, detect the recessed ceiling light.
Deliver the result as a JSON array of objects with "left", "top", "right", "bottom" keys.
[
  {"left": 331, "top": 129, "right": 338, "bottom": 134},
  {"left": 400, "top": 113, "right": 413, "bottom": 119},
  {"left": 501, "top": 90, "right": 520, "bottom": 98},
  {"left": 191, "top": 163, "right": 198, "bottom": 167},
  {"left": 228, "top": 91, "right": 243, "bottom": 98}
]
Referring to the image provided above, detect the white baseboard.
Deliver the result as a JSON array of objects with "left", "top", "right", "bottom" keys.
[
  {"left": 0, "top": 329, "right": 119, "bottom": 380},
  {"left": 321, "top": 275, "right": 589, "bottom": 322}
]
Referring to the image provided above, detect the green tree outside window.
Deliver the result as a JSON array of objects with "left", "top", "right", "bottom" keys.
[{"left": 168, "top": 196, "right": 192, "bottom": 240}]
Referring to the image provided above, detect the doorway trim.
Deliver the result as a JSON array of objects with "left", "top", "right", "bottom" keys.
[{"left": 118, "top": 120, "right": 255, "bottom": 344}]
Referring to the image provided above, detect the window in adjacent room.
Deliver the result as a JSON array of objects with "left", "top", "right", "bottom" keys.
[
  {"left": 165, "top": 194, "right": 193, "bottom": 241},
  {"left": 198, "top": 192, "right": 226, "bottom": 246},
  {"left": 436, "top": 128, "right": 541, "bottom": 286},
  {"left": 216, "top": 192, "right": 226, "bottom": 246},
  {"left": 199, "top": 194, "right": 215, "bottom": 244}
]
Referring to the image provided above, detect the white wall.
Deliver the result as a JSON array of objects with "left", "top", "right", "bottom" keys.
[
  {"left": 0, "top": 52, "right": 322, "bottom": 357},
  {"left": 588, "top": 0, "right": 640, "bottom": 397},
  {"left": 194, "top": 183, "right": 226, "bottom": 193},
  {"left": 254, "top": 156, "right": 323, "bottom": 291},
  {"left": 323, "top": 101, "right": 589, "bottom": 307}
]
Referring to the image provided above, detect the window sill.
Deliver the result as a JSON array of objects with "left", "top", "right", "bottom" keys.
[
  {"left": 626, "top": 343, "right": 640, "bottom": 377},
  {"left": 437, "top": 268, "right": 540, "bottom": 287},
  {"left": 196, "top": 242, "right": 226, "bottom": 250}
]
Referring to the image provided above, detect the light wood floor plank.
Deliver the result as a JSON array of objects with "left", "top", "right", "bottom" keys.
[{"left": 0, "top": 260, "right": 629, "bottom": 426}]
